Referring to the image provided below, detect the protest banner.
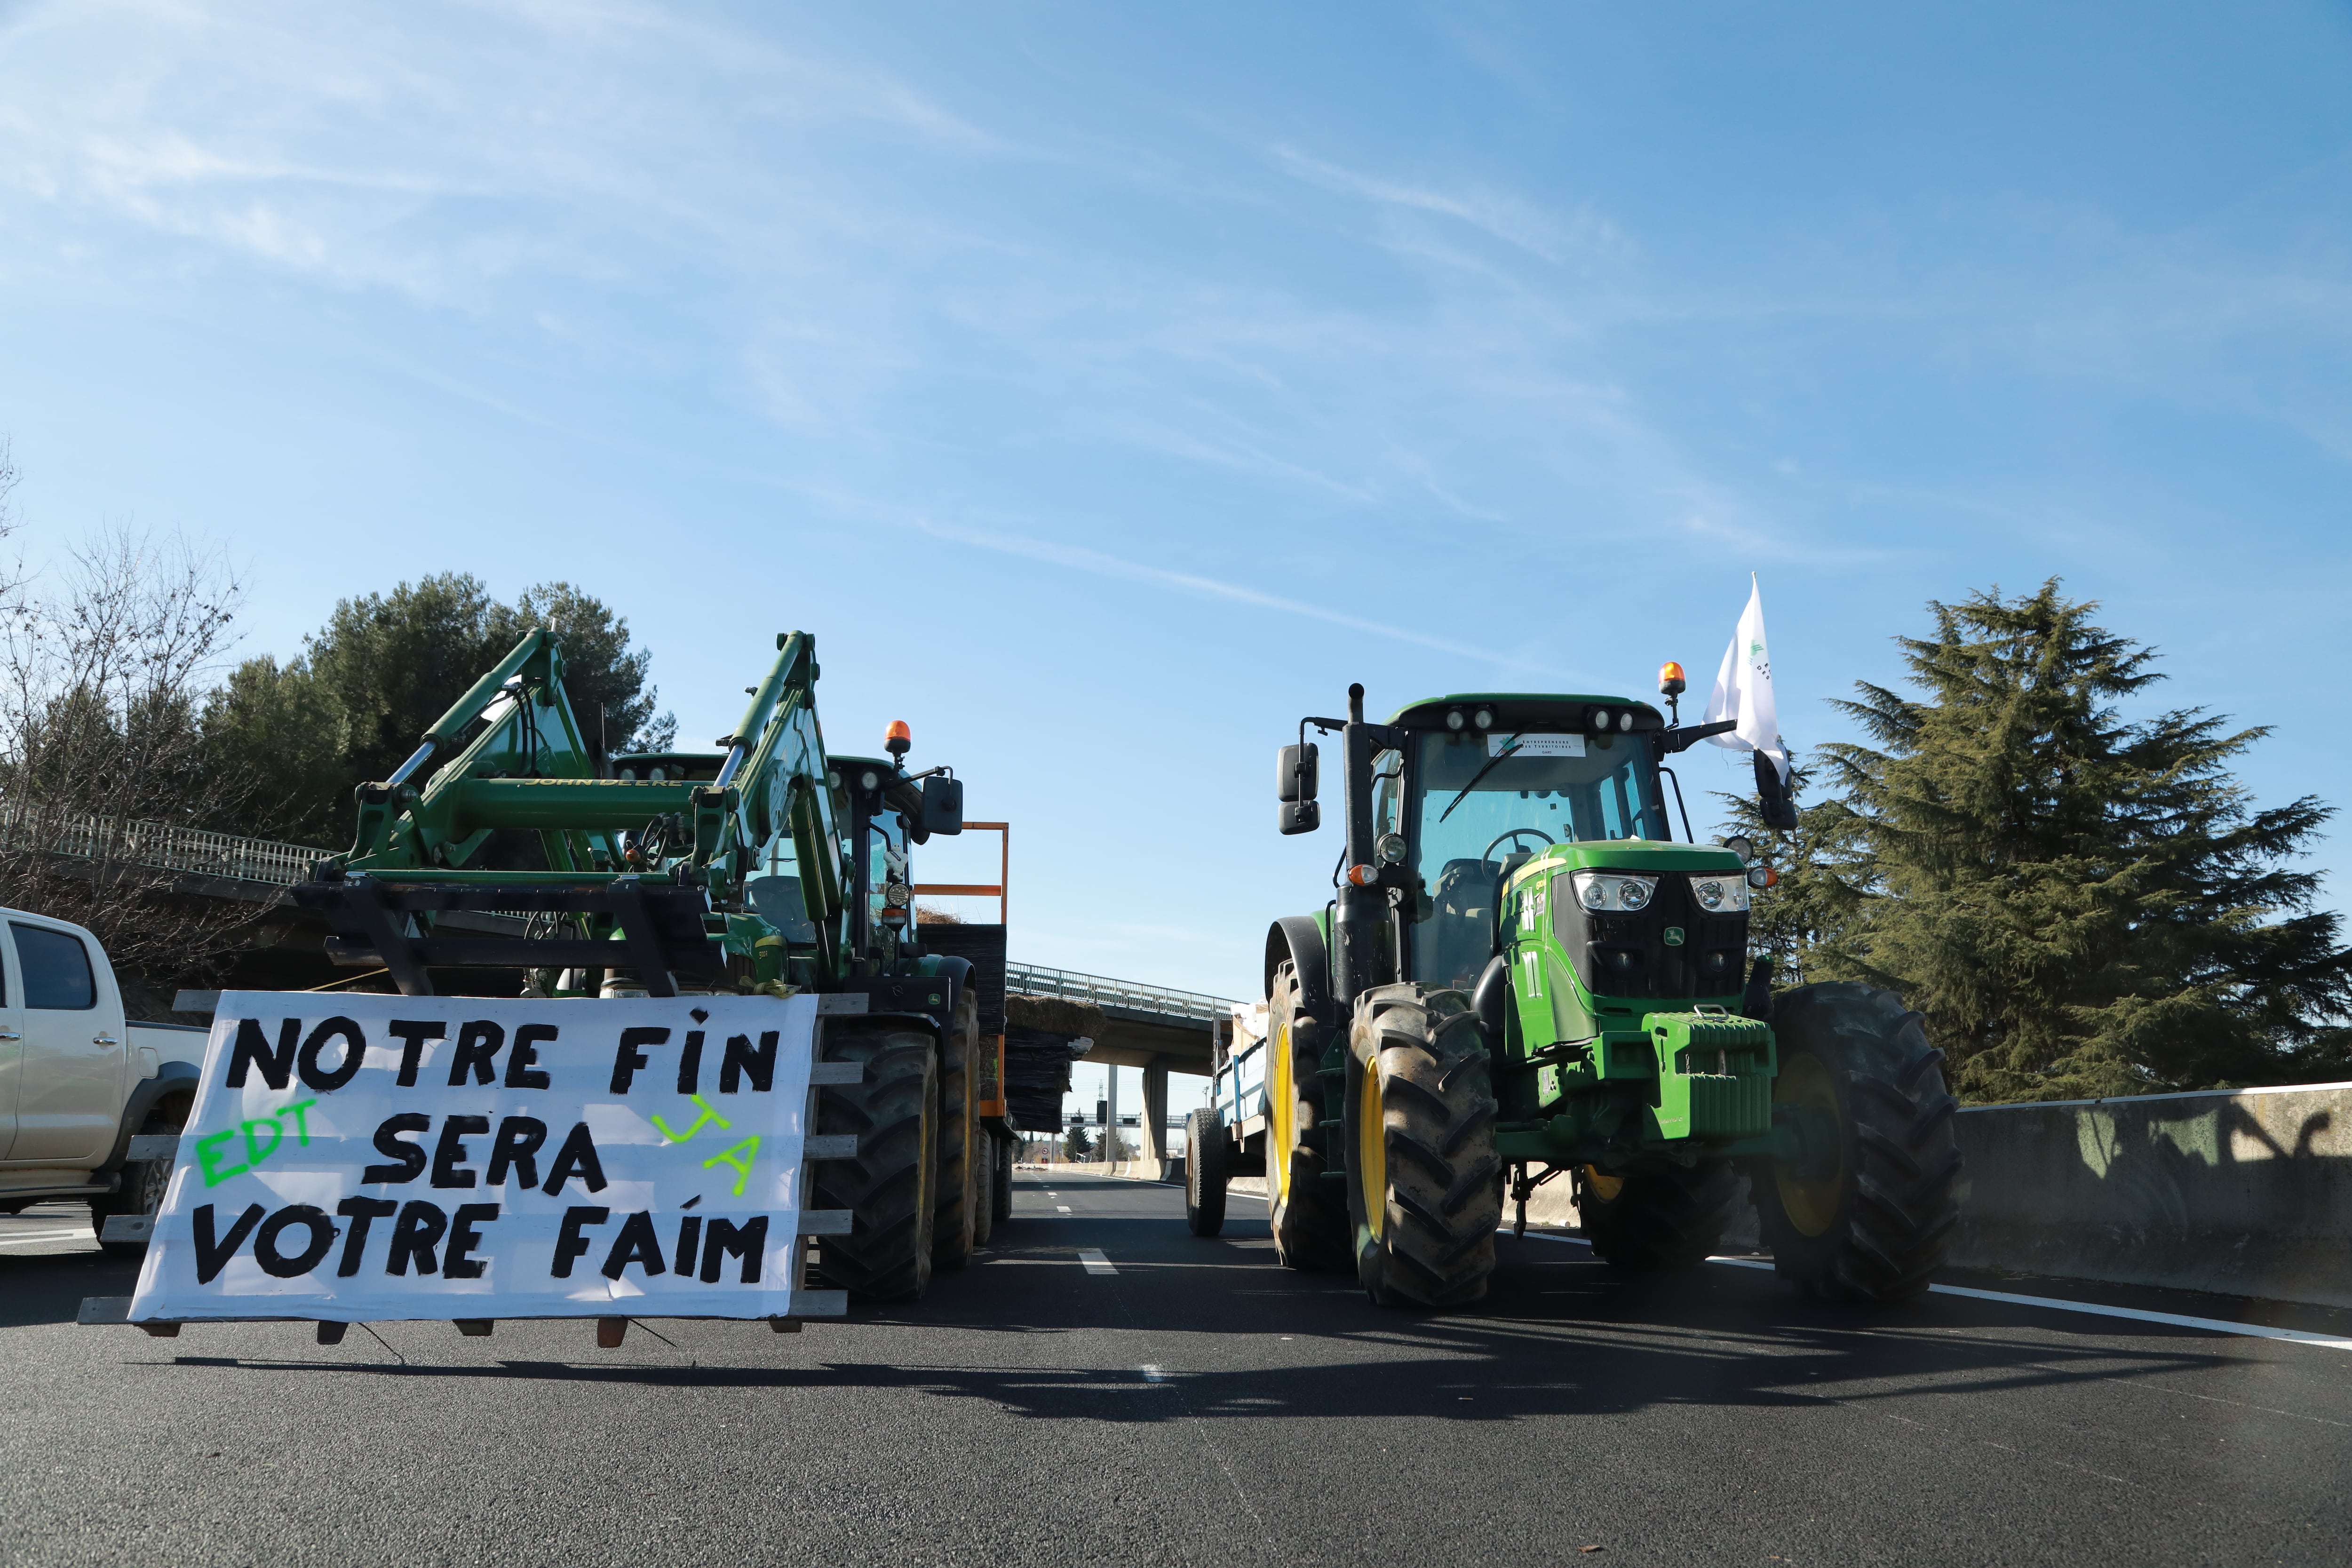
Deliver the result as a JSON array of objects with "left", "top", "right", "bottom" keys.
[{"left": 129, "top": 992, "right": 820, "bottom": 1323}]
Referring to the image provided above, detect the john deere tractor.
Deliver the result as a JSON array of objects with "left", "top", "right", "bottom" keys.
[{"left": 1225, "top": 678, "right": 1961, "bottom": 1309}]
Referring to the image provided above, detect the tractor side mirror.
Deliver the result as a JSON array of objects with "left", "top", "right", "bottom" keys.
[
  {"left": 1277, "top": 741, "right": 1319, "bottom": 803},
  {"left": 1753, "top": 751, "right": 1799, "bottom": 832},
  {"left": 1279, "top": 800, "right": 1320, "bottom": 835},
  {"left": 920, "top": 774, "right": 964, "bottom": 836}
]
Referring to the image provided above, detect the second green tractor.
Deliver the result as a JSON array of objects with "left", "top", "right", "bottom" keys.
[{"left": 1200, "top": 678, "right": 1963, "bottom": 1309}]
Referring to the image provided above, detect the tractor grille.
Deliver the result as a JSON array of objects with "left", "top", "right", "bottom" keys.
[{"left": 1551, "top": 872, "right": 1748, "bottom": 1001}]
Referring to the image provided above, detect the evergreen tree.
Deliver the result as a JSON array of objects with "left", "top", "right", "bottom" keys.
[
  {"left": 203, "top": 573, "right": 672, "bottom": 845},
  {"left": 1773, "top": 581, "right": 2351, "bottom": 1101}
]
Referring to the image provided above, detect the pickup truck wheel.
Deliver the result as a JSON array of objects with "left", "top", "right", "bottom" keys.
[
  {"left": 93, "top": 1103, "right": 185, "bottom": 1257},
  {"left": 1184, "top": 1106, "right": 1228, "bottom": 1236}
]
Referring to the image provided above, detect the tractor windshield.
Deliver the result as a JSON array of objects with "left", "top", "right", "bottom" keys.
[{"left": 1407, "top": 728, "right": 1669, "bottom": 987}]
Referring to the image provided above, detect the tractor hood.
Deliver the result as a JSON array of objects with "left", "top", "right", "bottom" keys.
[{"left": 1505, "top": 839, "right": 1744, "bottom": 894}]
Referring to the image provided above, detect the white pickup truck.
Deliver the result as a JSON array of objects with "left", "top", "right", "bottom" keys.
[{"left": 0, "top": 904, "right": 208, "bottom": 1250}]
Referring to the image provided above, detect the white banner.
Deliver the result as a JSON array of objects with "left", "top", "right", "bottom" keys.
[{"left": 130, "top": 992, "right": 818, "bottom": 1323}]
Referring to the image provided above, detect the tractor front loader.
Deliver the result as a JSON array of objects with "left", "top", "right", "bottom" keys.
[
  {"left": 273, "top": 628, "right": 1011, "bottom": 1312},
  {"left": 1196, "top": 678, "right": 1961, "bottom": 1310}
]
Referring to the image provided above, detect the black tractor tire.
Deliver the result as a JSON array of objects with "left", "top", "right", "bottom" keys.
[
  {"left": 1264, "top": 960, "right": 1352, "bottom": 1271},
  {"left": 1184, "top": 1106, "right": 1229, "bottom": 1236},
  {"left": 992, "top": 1135, "right": 1014, "bottom": 1225},
  {"left": 931, "top": 986, "right": 980, "bottom": 1271},
  {"left": 92, "top": 1100, "right": 187, "bottom": 1257},
  {"left": 972, "top": 1130, "right": 997, "bottom": 1249},
  {"left": 1754, "top": 982, "right": 1963, "bottom": 1302},
  {"left": 1346, "top": 985, "right": 1502, "bottom": 1308},
  {"left": 1578, "top": 1159, "right": 1740, "bottom": 1270},
  {"left": 812, "top": 1022, "right": 939, "bottom": 1301}
]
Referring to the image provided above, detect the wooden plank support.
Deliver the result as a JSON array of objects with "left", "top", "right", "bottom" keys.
[
  {"left": 796, "top": 1210, "right": 854, "bottom": 1236},
  {"left": 803, "top": 1135, "right": 858, "bottom": 1159}
]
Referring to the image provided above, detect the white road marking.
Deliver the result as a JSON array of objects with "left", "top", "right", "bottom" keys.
[
  {"left": 1511, "top": 1230, "right": 2352, "bottom": 1353},
  {"left": 1056, "top": 1205, "right": 1072, "bottom": 1213},
  {"left": 1139, "top": 1364, "right": 1169, "bottom": 1382},
  {"left": 1078, "top": 1249, "right": 1116, "bottom": 1275},
  {"left": 0, "top": 1228, "right": 96, "bottom": 1248}
]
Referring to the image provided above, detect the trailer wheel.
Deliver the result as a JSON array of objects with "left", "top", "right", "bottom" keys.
[
  {"left": 992, "top": 1134, "right": 1014, "bottom": 1225},
  {"left": 1184, "top": 1106, "right": 1228, "bottom": 1236},
  {"left": 813, "top": 1023, "right": 938, "bottom": 1301},
  {"left": 1578, "top": 1159, "right": 1739, "bottom": 1270},
  {"left": 931, "top": 986, "right": 980, "bottom": 1271},
  {"left": 1346, "top": 985, "right": 1501, "bottom": 1308},
  {"left": 972, "top": 1130, "right": 997, "bottom": 1249},
  {"left": 93, "top": 1100, "right": 186, "bottom": 1257},
  {"left": 1755, "top": 982, "right": 1963, "bottom": 1302},
  {"left": 1265, "top": 960, "right": 1351, "bottom": 1271}
]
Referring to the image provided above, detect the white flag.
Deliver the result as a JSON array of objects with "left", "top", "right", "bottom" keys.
[{"left": 1704, "top": 574, "right": 1789, "bottom": 784}]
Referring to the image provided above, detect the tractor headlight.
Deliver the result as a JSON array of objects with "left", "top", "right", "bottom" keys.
[
  {"left": 1572, "top": 871, "right": 1659, "bottom": 913},
  {"left": 1687, "top": 874, "right": 1751, "bottom": 913},
  {"left": 884, "top": 880, "right": 912, "bottom": 908},
  {"left": 1375, "top": 832, "right": 1408, "bottom": 866}
]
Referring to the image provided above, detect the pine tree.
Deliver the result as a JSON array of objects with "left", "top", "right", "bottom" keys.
[{"left": 1780, "top": 581, "right": 2352, "bottom": 1101}]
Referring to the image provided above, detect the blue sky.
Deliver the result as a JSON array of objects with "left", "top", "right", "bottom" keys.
[{"left": 3, "top": 1, "right": 2349, "bottom": 1007}]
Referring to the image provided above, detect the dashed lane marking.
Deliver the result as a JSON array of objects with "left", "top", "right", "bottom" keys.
[
  {"left": 1056, "top": 1205, "right": 1073, "bottom": 1213},
  {"left": 1512, "top": 1230, "right": 2352, "bottom": 1353},
  {"left": 0, "top": 1228, "right": 96, "bottom": 1248},
  {"left": 1079, "top": 1249, "right": 1116, "bottom": 1275}
]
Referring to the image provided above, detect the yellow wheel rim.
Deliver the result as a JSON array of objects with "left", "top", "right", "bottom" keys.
[
  {"left": 1269, "top": 1022, "right": 1294, "bottom": 1207},
  {"left": 1582, "top": 1164, "right": 1624, "bottom": 1203},
  {"left": 1772, "top": 1052, "right": 1845, "bottom": 1238},
  {"left": 1358, "top": 1060, "right": 1386, "bottom": 1242}
]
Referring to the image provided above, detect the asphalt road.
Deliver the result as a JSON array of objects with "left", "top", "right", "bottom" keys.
[{"left": 5, "top": 1174, "right": 2350, "bottom": 1568}]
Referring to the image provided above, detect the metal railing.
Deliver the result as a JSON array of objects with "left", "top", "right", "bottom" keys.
[
  {"left": 1005, "top": 961, "right": 1240, "bottom": 1023},
  {"left": 0, "top": 803, "right": 329, "bottom": 887}
]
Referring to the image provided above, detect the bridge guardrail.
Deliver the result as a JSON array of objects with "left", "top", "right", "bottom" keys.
[
  {"left": 0, "top": 804, "right": 326, "bottom": 886},
  {"left": 1004, "top": 961, "right": 1240, "bottom": 1022}
]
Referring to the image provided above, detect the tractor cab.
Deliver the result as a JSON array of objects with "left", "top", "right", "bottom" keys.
[{"left": 1381, "top": 694, "right": 1716, "bottom": 992}]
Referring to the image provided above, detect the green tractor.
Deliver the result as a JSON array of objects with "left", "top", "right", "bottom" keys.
[{"left": 1245, "top": 679, "right": 1962, "bottom": 1308}]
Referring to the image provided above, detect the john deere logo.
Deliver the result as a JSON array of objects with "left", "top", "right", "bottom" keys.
[{"left": 1663, "top": 927, "right": 1685, "bottom": 947}]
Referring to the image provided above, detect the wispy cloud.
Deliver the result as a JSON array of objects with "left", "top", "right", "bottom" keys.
[
  {"left": 1269, "top": 143, "right": 1629, "bottom": 266},
  {"left": 898, "top": 511, "right": 1566, "bottom": 672}
]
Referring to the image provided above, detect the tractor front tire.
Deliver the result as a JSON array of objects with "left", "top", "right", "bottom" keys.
[
  {"left": 931, "top": 986, "right": 981, "bottom": 1271},
  {"left": 1347, "top": 985, "right": 1502, "bottom": 1308},
  {"left": 1755, "top": 982, "right": 1963, "bottom": 1302},
  {"left": 1265, "top": 961, "right": 1352, "bottom": 1271},
  {"left": 993, "top": 1135, "right": 1014, "bottom": 1225},
  {"left": 812, "top": 1023, "right": 939, "bottom": 1301},
  {"left": 1579, "top": 1159, "right": 1739, "bottom": 1270},
  {"left": 1184, "top": 1106, "right": 1228, "bottom": 1236}
]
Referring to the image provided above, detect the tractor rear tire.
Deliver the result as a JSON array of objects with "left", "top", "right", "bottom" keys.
[
  {"left": 1265, "top": 960, "right": 1351, "bottom": 1271},
  {"left": 972, "top": 1129, "right": 997, "bottom": 1248},
  {"left": 812, "top": 1022, "right": 939, "bottom": 1301},
  {"left": 993, "top": 1135, "right": 1014, "bottom": 1225},
  {"left": 931, "top": 986, "right": 980, "bottom": 1271},
  {"left": 1346, "top": 985, "right": 1502, "bottom": 1308},
  {"left": 1578, "top": 1159, "right": 1739, "bottom": 1270},
  {"left": 1755, "top": 982, "right": 1963, "bottom": 1302},
  {"left": 1184, "top": 1106, "right": 1228, "bottom": 1236}
]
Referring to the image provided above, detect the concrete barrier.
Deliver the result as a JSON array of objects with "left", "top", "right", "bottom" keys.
[{"left": 1948, "top": 1081, "right": 2352, "bottom": 1307}]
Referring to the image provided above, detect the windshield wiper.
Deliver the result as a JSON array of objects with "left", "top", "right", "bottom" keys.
[{"left": 1438, "top": 736, "right": 1520, "bottom": 823}]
